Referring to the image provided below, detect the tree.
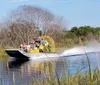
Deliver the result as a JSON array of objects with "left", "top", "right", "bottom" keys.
[
  {"left": 0, "top": 5, "right": 66, "bottom": 47},
  {"left": 5, "top": 5, "right": 54, "bottom": 46},
  {"left": 9, "top": 5, "right": 54, "bottom": 33},
  {"left": 70, "top": 26, "right": 79, "bottom": 36},
  {"left": 8, "top": 21, "right": 39, "bottom": 46}
]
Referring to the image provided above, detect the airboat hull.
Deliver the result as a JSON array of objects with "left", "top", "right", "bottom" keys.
[
  {"left": 5, "top": 49, "right": 59, "bottom": 59},
  {"left": 5, "top": 46, "right": 99, "bottom": 59}
]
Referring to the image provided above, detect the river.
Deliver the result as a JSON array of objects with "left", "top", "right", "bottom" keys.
[{"left": 0, "top": 46, "right": 100, "bottom": 85}]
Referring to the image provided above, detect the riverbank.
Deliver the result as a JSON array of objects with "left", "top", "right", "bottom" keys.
[
  {"left": 29, "top": 70, "right": 100, "bottom": 85},
  {"left": 0, "top": 49, "right": 9, "bottom": 59}
]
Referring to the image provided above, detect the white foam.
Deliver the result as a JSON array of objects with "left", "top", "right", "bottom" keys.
[{"left": 61, "top": 45, "right": 100, "bottom": 56}]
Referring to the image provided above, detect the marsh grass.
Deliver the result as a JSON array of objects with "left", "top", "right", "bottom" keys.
[
  {"left": 28, "top": 51, "right": 100, "bottom": 85},
  {"left": 28, "top": 69, "right": 100, "bottom": 85},
  {"left": 0, "top": 49, "right": 8, "bottom": 59}
]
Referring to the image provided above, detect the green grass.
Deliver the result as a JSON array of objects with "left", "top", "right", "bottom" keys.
[
  {"left": 0, "top": 49, "right": 9, "bottom": 59},
  {"left": 28, "top": 69, "right": 100, "bottom": 85}
]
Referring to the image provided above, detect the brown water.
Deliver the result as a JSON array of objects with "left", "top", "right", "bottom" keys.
[{"left": 0, "top": 52, "right": 100, "bottom": 85}]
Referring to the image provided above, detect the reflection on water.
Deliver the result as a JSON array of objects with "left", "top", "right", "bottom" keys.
[
  {"left": 0, "top": 57, "right": 63, "bottom": 85},
  {"left": 0, "top": 52, "right": 100, "bottom": 85},
  {"left": 8, "top": 58, "right": 29, "bottom": 68}
]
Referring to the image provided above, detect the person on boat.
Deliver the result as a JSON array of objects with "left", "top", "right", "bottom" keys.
[
  {"left": 30, "top": 39, "right": 35, "bottom": 48},
  {"left": 20, "top": 42, "right": 27, "bottom": 50},
  {"left": 20, "top": 44, "right": 24, "bottom": 50},
  {"left": 33, "top": 37, "right": 41, "bottom": 48},
  {"left": 30, "top": 39, "right": 40, "bottom": 51},
  {"left": 29, "top": 37, "right": 49, "bottom": 52},
  {"left": 20, "top": 42, "right": 30, "bottom": 52},
  {"left": 37, "top": 37, "right": 49, "bottom": 52},
  {"left": 41, "top": 38, "right": 49, "bottom": 46},
  {"left": 30, "top": 37, "right": 43, "bottom": 52},
  {"left": 31, "top": 39, "right": 35, "bottom": 44},
  {"left": 26, "top": 45, "right": 31, "bottom": 52}
]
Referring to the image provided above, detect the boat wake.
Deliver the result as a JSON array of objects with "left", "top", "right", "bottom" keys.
[
  {"left": 30, "top": 44, "right": 100, "bottom": 60},
  {"left": 61, "top": 44, "right": 100, "bottom": 57}
]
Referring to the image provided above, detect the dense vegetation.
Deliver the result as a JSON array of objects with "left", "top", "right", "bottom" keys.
[
  {"left": 0, "top": 5, "right": 99, "bottom": 50},
  {"left": 56, "top": 26, "right": 100, "bottom": 48}
]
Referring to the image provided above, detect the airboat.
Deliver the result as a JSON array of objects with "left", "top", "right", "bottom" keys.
[
  {"left": 5, "top": 36, "right": 99, "bottom": 59},
  {"left": 5, "top": 36, "right": 60, "bottom": 59}
]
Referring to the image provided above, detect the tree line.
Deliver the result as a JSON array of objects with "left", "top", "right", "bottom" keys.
[
  {"left": 70, "top": 26, "right": 100, "bottom": 43},
  {"left": 0, "top": 5, "right": 100, "bottom": 49},
  {"left": 0, "top": 5, "right": 66, "bottom": 48}
]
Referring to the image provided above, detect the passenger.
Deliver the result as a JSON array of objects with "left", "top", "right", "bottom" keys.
[
  {"left": 41, "top": 38, "right": 52, "bottom": 52},
  {"left": 20, "top": 42, "right": 31, "bottom": 52},
  {"left": 35, "top": 41, "right": 40, "bottom": 48},
  {"left": 40, "top": 38, "right": 49, "bottom": 46},
  {"left": 26, "top": 45, "right": 31, "bottom": 52},
  {"left": 20, "top": 44, "right": 24, "bottom": 50},
  {"left": 30, "top": 37, "right": 49, "bottom": 52},
  {"left": 30, "top": 39, "right": 36, "bottom": 49},
  {"left": 30, "top": 39, "right": 40, "bottom": 50},
  {"left": 31, "top": 39, "right": 35, "bottom": 44},
  {"left": 38, "top": 37, "right": 49, "bottom": 52}
]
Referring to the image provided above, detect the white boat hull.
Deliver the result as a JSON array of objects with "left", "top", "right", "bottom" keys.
[{"left": 5, "top": 49, "right": 60, "bottom": 59}]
